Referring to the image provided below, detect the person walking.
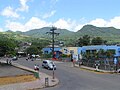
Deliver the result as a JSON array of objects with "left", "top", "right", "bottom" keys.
[
  {"left": 34, "top": 64, "right": 37, "bottom": 71},
  {"left": 36, "top": 65, "right": 39, "bottom": 71}
]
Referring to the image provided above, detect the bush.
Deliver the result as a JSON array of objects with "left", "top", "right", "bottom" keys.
[{"left": 61, "top": 54, "right": 69, "bottom": 58}]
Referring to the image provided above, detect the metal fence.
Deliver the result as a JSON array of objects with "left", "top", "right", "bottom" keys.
[{"left": 78, "top": 59, "right": 120, "bottom": 71}]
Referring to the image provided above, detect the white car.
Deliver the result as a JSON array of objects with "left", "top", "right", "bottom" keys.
[
  {"left": 42, "top": 60, "right": 56, "bottom": 70},
  {"left": 117, "top": 69, "right": 120, "bottom": 73}
]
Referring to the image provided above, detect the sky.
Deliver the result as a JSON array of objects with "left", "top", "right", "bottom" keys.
[{"left": 0, "top": 0, "right": 120, "bottom": 32}]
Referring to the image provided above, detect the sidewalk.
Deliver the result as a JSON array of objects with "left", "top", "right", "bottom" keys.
[
  {"left": 74, "top": 64, "right": 115, "bottom": 73},
  {"left": 0, "top": 60, "right": 59, "bottom": 90}
]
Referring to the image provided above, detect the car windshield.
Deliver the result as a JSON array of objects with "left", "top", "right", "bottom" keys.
[{"left": 50, "top": 61, "right": 55, "bottom": 65}]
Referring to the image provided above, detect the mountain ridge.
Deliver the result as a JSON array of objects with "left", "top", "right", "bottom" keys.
[{"left": 4, "top": 24, "right": 120, "bottom": 44}]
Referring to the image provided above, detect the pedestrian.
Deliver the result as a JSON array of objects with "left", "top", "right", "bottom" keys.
[
  {"left": 36, "top": 65, "right": 39, "bottom": 71},
  {"left": 9, "top": 60, "right": 12, "bottom": 65},
  {"left": 73, "top": 60, "right": 75, "bottom": 67},
  {"left": 6, "top": 59, "right": 9, "bottom": 64},
  {"left": 95, "top": 63, "right": 100, "bottom": 71},
  {"left": 34, "top": 64, "right": 37, "bottom": 71}
]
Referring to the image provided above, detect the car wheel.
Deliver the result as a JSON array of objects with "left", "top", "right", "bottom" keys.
[
  {"left": 42, "top": 65, "right": 44, "bottom": 68},
  {"left": 48, "top": 67, "right": 50, "bottom": 70}
]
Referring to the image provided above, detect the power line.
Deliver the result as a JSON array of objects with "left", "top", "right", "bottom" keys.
[{"left": 46, "top": 26, "right": 59, "bottom": 59}]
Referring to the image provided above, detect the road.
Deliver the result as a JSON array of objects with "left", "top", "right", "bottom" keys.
[{"left": 7, "top": 57, "right": 120, "bottom": 90}]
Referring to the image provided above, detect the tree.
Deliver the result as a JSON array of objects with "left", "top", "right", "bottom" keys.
[
  {"left": 77, "top": 35, "right": 90, "bottom": 46},
  {"left": 91, "top": 37, "right": 107, "bottom": 45},
  {"left": 91, "top": 37, "right": 103, "bottom": 45},
  {"left": 0, "top": 37, "right": 17, "bottom": 57},
  {"left": 106, "top": 49, "right": 115, "bottom": 58},
  {"left": 26, "top": 46, "right": 39, "bottom": 55},
  {"left": 97, "top": 49, "right": 106, "bottom": 59}
]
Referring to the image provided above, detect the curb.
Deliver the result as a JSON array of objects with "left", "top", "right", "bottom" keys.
[
  {"left": 11, "top": 63, "right": 60, "bottom": 89},
  {"left": 74, "top": 64, "right": 119, "bottom": 74},
  {"left": 0, "top": 60, "right": 59, "bottom": 90},
  {"left": 29, "top": 78, "right": 59, "bottom": 90}
]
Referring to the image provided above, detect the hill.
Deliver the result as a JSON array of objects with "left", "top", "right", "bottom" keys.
[
  {"left": 76, "top": 25, "right": 120, "bottom": 43},
  {"left": 0, "top": 31, "right": 30, "bottom": 41},
  {"left": 4, "top": 25, "right": 120, "bottom": 45},
  {"left": 22, "top": 27, "right": 74, "bottom": 38}
]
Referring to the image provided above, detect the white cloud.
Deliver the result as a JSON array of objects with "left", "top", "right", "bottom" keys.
[
  {"left": 86, "top": 16, "right": 120, "bottom": 29},
  {"left": 25, "top": 17, "right": 51, "bottom": 30},
  {"left": 6, "top": 21, "right": 24, "bottom": 32},
  {"left": 17, "top": 0, "right": 30, "bottom": 12},
  {"left": 106, "top": 16, "right": 120, "bottom": 29},
  {"left": 75, "top": 24, "right": 85, "bottom": 31},
  {"left": 53, "top": 19, "right": 70, "bottom": 29},
  {"left": 5, "top": 17, "right": 51, "bottom": 32},
  {"left": 5, "top": 18, "right": 86, "bottom": 32},
  {"left": 53, "top": 16, "right": 120, "bottom": 32},
  {"left": 42, "top": 10, "right": 56, "bottom": 19},
  {"left": 1, "top": 6, "right": 19, "bottom": 18},
  {"left": 5, "top": 16, "right": 120, "bottom": 32},
  {"left": 53, "top": 18, "right": 84, "bottom": 32},
  {"left": 53, "top": 19, "right": 75, "bottom": 30},
  {"left": 1, "top": 0, "right": 30, "bottom": 18},
  {"left": 0, "top": 28, "right": 3, "bottom": 32},
  {"left": 88, "top": 18, "right": 107, "bottom": 27}
]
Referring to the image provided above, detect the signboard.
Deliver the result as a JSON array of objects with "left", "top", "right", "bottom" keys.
[
  {"left": 114, "top": 57, "right": 118, "bottom": 64},
  {"left": 73, "top": 54, "right": 78, "bottom": 61}
]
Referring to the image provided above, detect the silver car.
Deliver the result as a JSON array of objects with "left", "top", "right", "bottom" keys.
[{"left": 42, "top": 60, "right": 56, "bottom": 70}]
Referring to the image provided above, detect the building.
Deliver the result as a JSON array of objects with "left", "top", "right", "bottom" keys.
[
  {"left": 42, "top": 45, "right": 120, "bottom": 61},
  {"left": 80, "top": 45, "right": 120, "bottom": 57},
  {"left": 42, "top": 45, "right": 61, "bottom": 59}
]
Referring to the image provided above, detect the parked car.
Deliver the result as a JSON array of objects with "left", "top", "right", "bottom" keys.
[{"left": 42, "top": 60, "right": 56, "bottom": 70}]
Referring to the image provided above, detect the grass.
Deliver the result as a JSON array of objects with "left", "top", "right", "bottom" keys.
[{"left": 0, "top": 74, "right": 37, "bottom": 86}]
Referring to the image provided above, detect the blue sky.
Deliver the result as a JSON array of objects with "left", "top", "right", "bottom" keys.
[{"left": 0, "top": 0, "right": 120, "bottom": 32}]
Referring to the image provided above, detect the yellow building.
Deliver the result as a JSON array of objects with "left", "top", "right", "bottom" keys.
[
  {"left": 62, "top": 47, "right": 78, "bottom": 55},
  {"left": 61, "top": 47, "right": 79, "bottom": 61}
]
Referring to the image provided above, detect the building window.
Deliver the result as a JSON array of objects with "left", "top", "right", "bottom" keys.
[
  {"left": 70, "top": 50, "right": 74, "bottom": 54},
  {"left": 45, "top": 51, "right": 48, "bottom": 54}
]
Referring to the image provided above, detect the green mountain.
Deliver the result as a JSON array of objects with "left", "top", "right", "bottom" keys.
[
  {"left": 76, "top": 25, "right": 120, "bottom": 43},
  {"left": 22, "top": 27, "right": 74, "bottom": 38},
  {"left": 0, "top": 31, "right": 30, "bottom": 41},
  {"left": 4, "top": 24, "right": 120, "bottom": 44}
]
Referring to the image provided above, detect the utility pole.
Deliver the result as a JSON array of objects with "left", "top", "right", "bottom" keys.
[
  {"left": 46, "top": 26, "right": 59, "bottom": 79},
  {"left": 46, "top": 26, "right": 59, "bottom": 59}
]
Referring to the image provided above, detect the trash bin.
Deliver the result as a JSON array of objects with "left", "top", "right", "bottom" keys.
[
  {"left": 34, "top": 72, "right": 39, "bottom": 78},
  {"left": 45, "top": 77, "right": 49, "bottom": 87}
]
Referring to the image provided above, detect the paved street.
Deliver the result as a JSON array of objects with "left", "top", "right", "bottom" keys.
[{"left": 4, "top": 57, "right": 120, "bottom": 90}]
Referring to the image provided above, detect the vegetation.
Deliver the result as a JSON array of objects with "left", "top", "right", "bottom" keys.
[
  {"left": 81, "top": 49, "right": 115, "bottom": 67},
  {"left": 76, "top": 35, "right": 106, "bottom": 46},
  {"left": 26, "top": 46, "right": 39, "bottom": 55},
  {"left": 18, "top": 25, "right": 120, "bottom": 45},
  {"left": 0, "top": 24, "right": 120, "bottom": 57},
  {"left": 82, "top": 49, "right": 115, "bottom": 60},
  {"left": 0, "top": 34, "right": 17, "bottom": 57},
  {"left": 77, "top": 35, "right": 91, "bottom": 46},
  {"left": 0, "top": 32, "right": 50, "bottom": 57},
  {"left": 91, "top": 37, "right": 107, "bottom": 45}
]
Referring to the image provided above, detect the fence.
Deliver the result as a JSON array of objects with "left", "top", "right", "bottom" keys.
[{"left": 77, "top": 59, "right": 120, "bottom": 71}]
